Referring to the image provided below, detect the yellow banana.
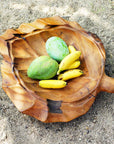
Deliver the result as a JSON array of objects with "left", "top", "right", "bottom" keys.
[
  {"left": 39, "top": 80, "right": 67, "bottom": 89},
  {"left": 58, "top": 69, "right": 83, "bottom": 81},
  {"left": 57, "top": 51, "right": 81, "bottom": 75},
  {"left": 67, "top": 60, "right": 80, "bottom": 69},
  {"left": 68, "top": 45, "right": 77, "bottom": 53}
]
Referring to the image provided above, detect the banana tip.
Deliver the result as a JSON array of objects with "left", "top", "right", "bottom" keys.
[
  {"left": 80, "top": 70, "right": 84, "bottom": 74},
  {"left": 57, "top": 70, "right": 60, "bottom": 75}
]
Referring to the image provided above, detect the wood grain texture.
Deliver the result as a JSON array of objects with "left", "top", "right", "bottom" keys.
[{"left": 0, "top": 16, "right": 114, "bottom": 123}]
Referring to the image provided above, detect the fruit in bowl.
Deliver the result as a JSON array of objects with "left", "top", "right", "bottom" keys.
[{"left": 27, "top": 56, "right": 59, "bottom": 80}]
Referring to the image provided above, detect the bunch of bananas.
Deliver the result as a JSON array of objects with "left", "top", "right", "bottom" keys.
[{"left": 39, "top": 45, "right": 83, "bottom": 89}]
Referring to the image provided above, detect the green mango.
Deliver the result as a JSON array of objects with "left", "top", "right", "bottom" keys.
[
  {"left": 46, "top": 36, "right": 69, "bottom": 62},
  {"left": 27, "top": 56, "right": 59, "bottom": 80}
]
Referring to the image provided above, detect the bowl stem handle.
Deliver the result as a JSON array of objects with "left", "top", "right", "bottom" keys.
[{"left": 100, "top": 74, "right": 114, "bottom": 93}]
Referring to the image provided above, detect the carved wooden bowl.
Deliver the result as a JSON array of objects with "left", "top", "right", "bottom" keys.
[{"left": 0, "top": 16, "right": 114, "bottom": 123}]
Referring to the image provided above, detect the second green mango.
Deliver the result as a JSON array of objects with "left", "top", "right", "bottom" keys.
[{"left": 46, "top": 36, "right": 69, "bottom": 62}]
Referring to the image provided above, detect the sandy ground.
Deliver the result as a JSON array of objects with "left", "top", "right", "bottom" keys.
[{"left": 0, "top": 0, "right": 114, "bottom": 144}]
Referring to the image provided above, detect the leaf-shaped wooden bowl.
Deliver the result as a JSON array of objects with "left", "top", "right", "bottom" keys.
[{"left": 0, "top": 16, "right": 114, "bottom": 123}]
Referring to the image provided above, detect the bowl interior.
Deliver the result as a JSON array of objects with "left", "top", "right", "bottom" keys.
[{"left": 12, "top": 25, "right": 104, "bottom": 102}]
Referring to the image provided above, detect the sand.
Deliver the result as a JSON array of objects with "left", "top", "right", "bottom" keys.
[{"left": 0, "top": 0, "right": 114, "bottom": 144}]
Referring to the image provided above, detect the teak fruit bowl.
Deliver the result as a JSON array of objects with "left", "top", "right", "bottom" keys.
[{"left": 0, "top": 16, "right": 114, "bottom": 123}]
